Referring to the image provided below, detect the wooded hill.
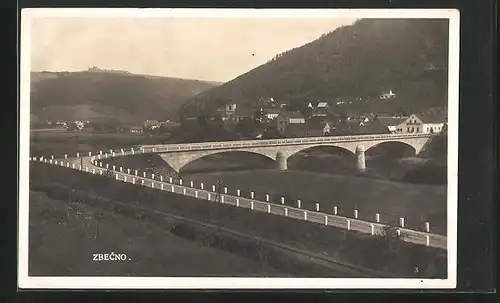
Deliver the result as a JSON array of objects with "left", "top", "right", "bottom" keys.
[
  {"left": 180, "top": 18, "right": 449, "bottom": 118},
  {"left": 30, "top": 71, "right": 221, "bottom": 125}
]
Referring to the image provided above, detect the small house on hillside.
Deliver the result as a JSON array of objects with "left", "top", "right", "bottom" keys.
[
  {"left": 277, "top": 111, "right": 305, "bottom": 133},
  {"left": 262, "top": 108, "right": 281, "bottom": 120},
  {"left": 231, "top": 107, "right": 255, "bottom": 122},
  {"left": 130, "top": 126, "right": 143, "bottom": 134},
  {"left": 144, "top": 120, "right": 161, "bottom": 130}
]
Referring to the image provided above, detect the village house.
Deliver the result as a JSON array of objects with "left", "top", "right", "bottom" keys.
[
  {"left": 144, "top": 119, "right": 161, "bottom": 130},
  {"left": 397, "top": 113, "right": 446, "bottom": 134},
  {"left": 311, "top": 101, "right": 330, "bottom": 117},
  {"left": 231, "top": 107, "right": 255, "bottom": 122},
  {"left": 216, "top": 103, "right": 238, "bottom": 120},
  {"left": 129, "top": 126, "right": 143, "bottom": 134},
  {"left": 277, "top": 110, "right": 306, "bottom": 133},
  {"left": 261, "top": 108, "right": 281, "bottom": 121},
  {"left": 366, "top": 113, "right": 446, "bottom": 134},
  {"left": 380, "top": 89, "right": 396, "bottom": 100},
  {"left": 282, "top": 116, "right": 334, "bottom": 138}
]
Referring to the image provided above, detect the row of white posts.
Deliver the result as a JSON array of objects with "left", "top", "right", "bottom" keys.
[
  {"left": 34, "top": 155, "right": 433, "bottom": 237},
  {"left": 91, "top": 159, "right": 432, "bottom": 234}
]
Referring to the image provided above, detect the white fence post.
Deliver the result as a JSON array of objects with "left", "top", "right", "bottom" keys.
[
  {"left": 212, "top": 185, "right": 216, "bottom": 192},
  {"left": 180, "top": 179, "right": 183, "bottom": 185},
  {"left": 347, "top": 219, "right": 351, "bottom": 230},
  {"left": 120, "top": 167, "right": 123, "bottom": 172},
  {"left": 99, "top": 151, "right": 102, "bottom": 155},
  {"left": 183, "top": 188, "right": 186, "bottom": 195},
  {"left": 297, "top": 200, "right": 301, "bottom": 209},
  {"left": 221, "top": 195, "right": 224, "bottom": 203},
  {"left": 251, "top": 201, "right": 254, "bottom": 210},
  {"left": 169, "top": 177, "right": 173, "bottom": 183},
  {"left": 92, "top": 168, "right": 95, "bottom": 174},
  {"left": 161, "top": 183, "right": 164, "bottom": 190},
  {"left": 371, "top": 224, "right": 375, "bottom": 235},
  {"left": 285, "top": 208, "right": 288, "bottom": 217},
  {"left": 64, "top": 154, "right": 67, "bottom": 159},
  {"left": 200, "top": 182, "right": 204, "bottom": 190},
  {"left": 160, "top": 175, "right": 163, "bottom": 182},
  {"left": 354, "top": 209, "right": 358, "bottom": 219},
  {"left": 266, "top": 194, "right": 269, "bottom": 202},
  {"left": 281, "top": 197, "right": 285, "bottom": 204},
  {"left": 72, "top": 163, "right": 75, "bottom": 169},
  {"left": 426, "top": 235, "right": 430, "bottom": 246},
  {"left": 397, "top": 229, "right": 401, "bottom": 237},
  {"left": 112, "top": 165, "right": 116, "bottom": 171},
  {"left": 171, "top": 185, "right": 175, "bottom": 192},
  {"left": 208, "top": 193, "right": 211, "bottom": 200},
  {"left": 375, "top": 213, "right": 380, "bottom": 223},
  {"left": 76, "top": 152, "right": 79, "bottom": 158},
  {"left": 250, "top": 192, "right": 254, "bottom": 199},
  {"left": 425, "top": 222, "right": 430, "bottom": 233},
  {"left": 124, "top": 176, "right": 127, "bottom": 182},
  {"left": 315, "top": 203, "right": 320, "bottom": 212},
  {"left": 267, "top": 205, "right": 271, "bottom": 213},
  {"left": 116, "top": 174, "right": 119, "bottom": 180},
  {"left": 152, "top": 174, "right": 155, "bottom": 179},
  {"left": 236, "top": 198, "right": 239, "bottom": 207},
  {"left": 237, "top": 189, "right": 240, "bottom": 196},
  {"left": 400, "top": 217, "right": 405, "bottom": 228},
  {"left": 141, "top": 179, "right": 144, "bottom": 185},
  {"left": 190, "top": 181, "right": 194, "bottom": 187},
  {"left": 304, "top": 211, "right": 307, "bottom": 220},
  {"left": 324, "top": 215, "right": 328, "bottom": 225},
  {"left": 195, "top": 190, "right": 198, "bottom": 198},
  {"left": 51, "top": 155, "right": 54, "bottom": 159},
  {"left": 143, "top": 172, "right": 146, "bottom": 177},
  {"left": 152, "top": 182, "right": 155, "bottom": 188},
  {"left": 106, "top": 164, "right": 109, "bottom": 169}
]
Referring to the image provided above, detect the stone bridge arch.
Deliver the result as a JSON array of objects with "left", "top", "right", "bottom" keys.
[{"left": 159, "top": 148, "right": 279, "bottom": 173}]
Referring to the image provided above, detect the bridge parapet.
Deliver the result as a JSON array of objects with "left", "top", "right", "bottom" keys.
[{"left": 142, "top": 133, "right": 434, "bottom": 154}]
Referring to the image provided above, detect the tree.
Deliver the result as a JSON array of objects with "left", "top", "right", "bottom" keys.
[
  {"left": 262, "top": 126, "right": 283, "bottom": 139},
  {"left": 235, "top": 119, "right": 256, "bottom": 137}
]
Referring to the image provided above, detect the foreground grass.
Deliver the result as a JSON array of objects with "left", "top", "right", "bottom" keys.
[
  {"left": 28, "top": 190, "right": 283, "bottom": 277},
  {"left": 183, "top": 169, "right": 446, "bottom": 235},
  {"left": 29, "top": 162, "right": 447, "bottom": 278}
]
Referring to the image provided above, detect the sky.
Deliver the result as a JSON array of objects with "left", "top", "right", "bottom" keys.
[{"left": 30, "top": 17, "right": 356, "bottom": 83}]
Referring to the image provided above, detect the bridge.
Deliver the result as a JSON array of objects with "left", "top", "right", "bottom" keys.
[{"left": 138, "top": 133, "right": 434, "bottom": 173}]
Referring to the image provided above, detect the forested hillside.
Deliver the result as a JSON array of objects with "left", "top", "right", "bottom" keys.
[
  {"left": 30, "top": 71, "right": 221, "bottom": 125},
  {"left": 180, "top": 18, "right": 449, "bottom": 117}
]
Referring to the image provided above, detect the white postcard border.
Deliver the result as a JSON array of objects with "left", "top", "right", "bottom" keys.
[{"left": 18, "top": 8, "right": 460, "bottom": 289}]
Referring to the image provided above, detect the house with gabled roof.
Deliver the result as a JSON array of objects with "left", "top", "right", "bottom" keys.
[{"left": 277, "top": 110, "right": 305, "bottom": 133}]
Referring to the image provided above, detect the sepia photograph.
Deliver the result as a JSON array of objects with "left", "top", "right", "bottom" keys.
[{"left": 19, "top": 8, "right": 459, "bottom": 289}]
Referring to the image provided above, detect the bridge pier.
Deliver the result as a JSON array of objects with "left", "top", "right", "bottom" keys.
[
  {"left": 276, "top": 151, "right": 287, "bottom": 170},
  {"left": 356, "top": 145, "right": 366, "bottom": 172}
]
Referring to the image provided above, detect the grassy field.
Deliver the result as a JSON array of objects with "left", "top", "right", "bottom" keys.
[
  {"left": 183, "top": 170, "right": 447, "bottom": 235},
  {"left": 98, "top": 152, "right": 447, "bottom": 234},
  {"left": 28, "top": 162, "right": 447, "bottom": 278},
  {"left": 29, "top": 190, "right": 283, "bottom": 277},
  {"left": 30, "top": 129, "right": 170, "bottom": 157}
]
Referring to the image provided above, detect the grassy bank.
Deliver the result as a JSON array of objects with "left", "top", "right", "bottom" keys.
[
  {"left": 100, "top": 154, "right": 446, "bottom": 235},
  {"left": 28, "top": 162, "right": 447, "bottom": 278},
  {"left": 29, "top": 190, "right": 283, "bottom": 277}
]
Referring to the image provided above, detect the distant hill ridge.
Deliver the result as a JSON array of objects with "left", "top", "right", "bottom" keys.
[
  {"left": 180, "top": 18, "right": 449, "bottom": 118},
  {"left": 30, "top": 70, "right": 222, "bottom": 125}
]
